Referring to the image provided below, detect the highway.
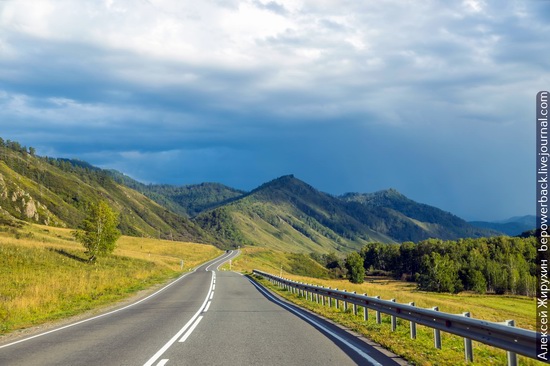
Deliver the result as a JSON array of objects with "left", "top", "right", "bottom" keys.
[{"left": 0, "top": 251, "right": 407, "bottom": 366}]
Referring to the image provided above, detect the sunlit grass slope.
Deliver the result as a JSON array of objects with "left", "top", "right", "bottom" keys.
[
  {"left": 0, "top": 223, "right": 222, "bottom": 335},
  {"left": 225, "top": 247, "right": 541, "bottom": 366}
]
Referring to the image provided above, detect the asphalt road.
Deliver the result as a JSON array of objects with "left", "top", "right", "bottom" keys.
[{"left": 0, "top": 250, "right": 407, "bottom": 366}]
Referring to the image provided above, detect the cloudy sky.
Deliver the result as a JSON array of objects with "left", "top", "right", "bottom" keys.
[{"left": 0, "top": 0, "right": 548, "bottom": 221}]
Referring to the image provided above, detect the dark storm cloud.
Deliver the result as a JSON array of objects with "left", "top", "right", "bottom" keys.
[{"left": 0, "top": 0, "right": 548, "bottom": 220}]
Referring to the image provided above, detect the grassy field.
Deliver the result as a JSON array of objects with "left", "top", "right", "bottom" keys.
[
  {"left": 0, "top": 223, "right": 222, "bottom": 335},
  {"left": 224, "top": 247, "right": 542, "bottom": 366}
]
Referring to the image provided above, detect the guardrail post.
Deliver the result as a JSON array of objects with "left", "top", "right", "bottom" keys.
[
  {"left": 462, "top": 312, "right": 473, "bottom": 362},
  {"left": 409, "top": 302, "right": 417, "bottom": 339},
  {"left": 343, "top": 290, "right": 348, "bottom": 312},
  {"left": 328, "top": 288, "right": 332, "bottom": 307},
  {"left": 353, "top": 292, "right": 357, "bottom": 315},
  {"left": 504, "top": 320, "right": 517, "bottom": 366},
  {"left": 363, "top": 293, "right": 368, "bottom": 321},
  {"left": 335, "top": 289, "right": 339, "bottom": 309},
  {"left": 433, "top": 307, "right": 442, "bottom": 349},
  {"left": 462, "top": 311, "right": 474, "bottom": 362},
  {"left": 391, "top": 299, "right": 397, "bottom": 331},
  {"left": 375, "top": 296, "right": 381, "bottom": 324}
]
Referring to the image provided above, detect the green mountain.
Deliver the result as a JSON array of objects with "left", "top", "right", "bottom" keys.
[
  {"left": 340, "top": 189, "right": 500, "bottom": 240},
  {"left": 0, "top": 140, "right": 208, "bottom": 242},
  {"left": 194, "top": 175, "right": 498, "bottom": 253},
  {"left": 108, "top": 170, "right": 244, "bottom": 217},
  {"left": 469, "top": 215, "right": 535, "bottom": 236},
  {"left": 0, "top": 137, "right": 500, "bottom": 253},
  {"left": 194, "top": 175, "right": 387, "bottom": 252}
]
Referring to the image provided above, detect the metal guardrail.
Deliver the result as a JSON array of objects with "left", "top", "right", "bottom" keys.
[{"left": 253, "top": 269, "right": 540, "bottom": 365}]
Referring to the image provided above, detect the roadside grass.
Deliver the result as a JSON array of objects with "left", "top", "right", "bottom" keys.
[
  {"left": 0, "top": 223, "right": 222, "bottom": 336},
  {"left": 226, "top": 247, "right": 542, "bottom": 366}
]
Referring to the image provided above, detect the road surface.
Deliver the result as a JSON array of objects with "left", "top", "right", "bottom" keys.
[{"left": 0, "top": 251, "right": 407, "bottom": 366}]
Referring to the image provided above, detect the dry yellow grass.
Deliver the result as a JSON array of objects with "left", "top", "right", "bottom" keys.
[{"left": 0, "top": 223, "right": 222, "bottom": 335}]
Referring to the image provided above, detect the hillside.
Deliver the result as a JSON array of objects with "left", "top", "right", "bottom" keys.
[
  {"left": 341, "top": 189, "right": 500, "bottom": 240},
  {"left": 0, "top": 140, "right": 209, "bottom": 242},
  {"left": 469, "top": 215, "right": 535, "bottom": 236},
  {"left": 194, "top": 175, "right": 498, "bottom": 252},
  {"left": 0, "top": 137, "right": 501, "bottom": 253},
  {"left": 108, "top": 171, "right": 245, "bottom": 217}
]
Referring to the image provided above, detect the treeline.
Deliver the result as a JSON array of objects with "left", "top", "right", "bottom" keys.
[
  {"left": 311, "top": 236, "right": 538, "bottom": 296},
  {"left": 0, "top": 138, "right": 113, "bottom": 191},
  {"left": 0, "top": 138, "right": 36, "bottom": 156},
  {"left": 354, "top": 236, "right": 537, "bottom": 295},
  {"left": 194, "top": 207, "right": 248, "bottom": 248}
]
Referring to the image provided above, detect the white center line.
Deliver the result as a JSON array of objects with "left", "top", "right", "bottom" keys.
[
  {"left": 209, "top": 291, "right": 214, "bottom": 300},
  {"left": 143, "top": 272, "right": 214, "bottom": 366},
  {"left": 156, "top": 359, "right": 169, "bottom": 366},
  {"left": 0, "top": 253, "right": 228, "bottom": 351},
  {"left": 203, "top": 301, "right": 212, "bottom": 313},
  {"left": 178, "top": 316, "right": 204, "bottom": 343}
]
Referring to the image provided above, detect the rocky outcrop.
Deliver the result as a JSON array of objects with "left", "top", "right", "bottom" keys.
[{"left": 0, "top": 173, "right": 63, "bottom": 226}]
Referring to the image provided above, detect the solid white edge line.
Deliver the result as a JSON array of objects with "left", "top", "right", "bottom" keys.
[
  {"left": 205, "top": 250, "right": 235, "bottom": 272},
  {"left": 178, "top": 316, "right": 204, "bottom": 343},
  {"left": 0, "top": 251, "right": 236, "bottom": 353},
  {"left": 143, "top": 272, "right": 214, "bottom": 366},
  {"left": 215, "top": 249, "right": 240, "bottom": 271},
  {"left": 0, "top": 251, "right": 235, "bottom": 350},
  {"left": 249, "top": 279, "right": 383, "bottom": 366},
  {"left": 156, "top": 359, "right": 169, "bottom": 366}
]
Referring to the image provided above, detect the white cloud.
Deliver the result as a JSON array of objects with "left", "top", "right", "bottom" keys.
[{"left": 0, "top": 0, "right": 547, "bottom": 218}]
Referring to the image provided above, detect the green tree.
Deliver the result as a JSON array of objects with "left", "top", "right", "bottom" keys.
[
  {"left": 345, "top": 252, "right": 365, "bottom": 284},
  {"left": 465, "top": 269, "right": 487, "bottom": 294},
  {"left": 74, "top": 200, "right": 121, "bottom": 262},
  {"left": 418, "top": 252, "right": 462, "bottom": 293}
]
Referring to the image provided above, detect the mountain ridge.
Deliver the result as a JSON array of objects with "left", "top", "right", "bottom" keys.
[
  {"left": 469, "top": 215, "right": 535, "bottom": 236},
  {"left": 193, "top": 175, "right": 499, "bottom": 252},
  {"left": 0, "top": 138, "right": 502, "bottom": 253},
  {"left": 0, "top": 142, "right": 210, "bottom": 242}
]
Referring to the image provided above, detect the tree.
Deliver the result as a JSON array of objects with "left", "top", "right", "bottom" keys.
[
  {"left": 345, "top": 252, "right": 365, "bottom": 284},
  {"left": 74, "top": 200, "right": 121, "bottom": 262},
  {"left": 418, "top": 252, "right": 462, "bottom": 293}
]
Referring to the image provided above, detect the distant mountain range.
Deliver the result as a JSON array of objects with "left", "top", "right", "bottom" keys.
[
  {"left": 0, "top": 138, "right": 503, "bottom": 252},
  {"left": 469, "top": 215, "right": 535, "bottom": 236},
  {"left": 189, "top": 175, "right": 499, "bottom": 252}
]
